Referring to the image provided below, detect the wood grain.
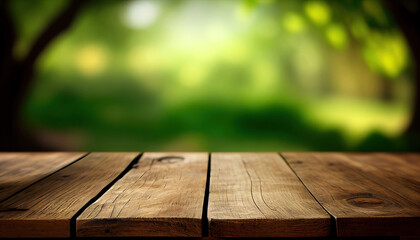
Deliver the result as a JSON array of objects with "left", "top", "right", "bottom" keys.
[
  {"left": 0, "top": 152, "right": 86, "bottom": 201},
  {"left": 0, "top": 152, "right": 138, "bottom": 238},
  {"left": 77, "top": 152, "right": 208, "bottom": 237},
  {"left": 282, "top": 152, "right": 420, "bottom": 237},
  {"left": 208, "top": 153, "right": 330, "bottom": 237}
]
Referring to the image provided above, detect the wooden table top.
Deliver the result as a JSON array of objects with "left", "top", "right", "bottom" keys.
[{"left": 0, "top": 152, "right": 419, "bottom": 238}]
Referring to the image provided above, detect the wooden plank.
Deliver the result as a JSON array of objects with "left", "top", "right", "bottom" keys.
[
  {"left": 0, "top": 152, "right": 86, "bottom": 201},
  {"left": 0, "top": 152, "right": 138, "bottom": 238},
  {"left": 208, "top": 152, "right": 331, "bottom": 238},
  {"left": 282, "top": 152, "right": 420, "bottom": 237},
  {"left": 77, "top": 152, "right": 208, "bottom": 237}
]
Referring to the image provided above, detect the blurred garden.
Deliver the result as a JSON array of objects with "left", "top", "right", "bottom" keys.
[{"left": 3, "top": 0, "right": 418, "bottom": 151}]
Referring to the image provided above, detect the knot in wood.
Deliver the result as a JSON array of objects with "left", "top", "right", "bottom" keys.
[
  {"left": 157, "top": 156, "right": 184, "bottom": 164},
  {"left": 346, "top": 193, "right": 385, "bottom": 208}
]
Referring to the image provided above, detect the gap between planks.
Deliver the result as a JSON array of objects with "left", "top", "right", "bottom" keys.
[
  {"left": 207, "top": 152, "right": 331, "bottom": 238},
  {"left": 0, "top": 152, "right": 88, "bottom": 202},
  {"left": 201, "top": 153, "right": 211, "bottom": 237},
  {"left": 76, "top": 152, "right": 209, "bottom": 237},
  {"left": 278, "top": 152, "right": 338, "bottom": 237},
  {"left": 76, "top": 152, "right": 331, "bottom": 238},
  {"left": 281, "top": 152, "right": 420, "bottom": 237},
  {"left": 69, "top": 153, "right": 143, "bottom": 238},
  {"left": 0, "top": 152, "right": 140, "bottom": 238}
]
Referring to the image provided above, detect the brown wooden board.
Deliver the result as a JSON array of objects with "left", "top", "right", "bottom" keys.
[
  {"left": 0, "top": 152, "right": 138, "bottom": 238},
  {"left": 208, "top": 153, "right": 331, "bottom": 238},
  {"left": 0, "top": 152, "right": 86, "bottom": 201},
  {"left": 77, "top": 152, "right": 208, "bottom": 237},
  {"left": 282, "top": 152, "right": 420, "bottom": 237}
]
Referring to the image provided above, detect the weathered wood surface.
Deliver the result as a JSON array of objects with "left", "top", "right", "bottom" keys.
[
  {"left": 282, "top": 152, "right": 420, "bottom": 237},
  {"left": 0, "top": 152, "right": 86, "bottom": 201},
  {"left": 77, "top": 152, "right": 208, "bottom": 237},
  {"left": 208, "top": 153, "right": 331, "bottom": 237},
  {"left": 0, "top": 152, "right": 138, "bottom": 238},
  {"left": 1, "top": 152, "right": 419, "bottom": 238}
]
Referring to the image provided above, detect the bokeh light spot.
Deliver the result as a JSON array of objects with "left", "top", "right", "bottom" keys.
[
  {"left": 75, "top": 44, "right": 108, "bottom": 76},
  {"left": 283, "top": 12, "right": 306, "bottom": 33},
  {"left": 304, "top": 0, "right": 331, "bottom": 26},
  {"left": 325, "top": 24, "right": 348, "bottom": 49},
  {"left": 124, "top": 0, "right": 160, "bottom": 29},
  {"left": 363, "top": 34, "right": 408, "bottom": 78}
]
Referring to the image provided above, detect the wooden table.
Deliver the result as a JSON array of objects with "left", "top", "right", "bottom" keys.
[{"left": 0, "top": 152, "right": 419, "bottom": 238}]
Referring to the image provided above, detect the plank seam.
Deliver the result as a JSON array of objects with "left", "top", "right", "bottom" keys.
[
  {"left": 0, "top": 152, "right": 90, "bottom": 204},
  {"left": 202, "top": 152, "right": 211, "bottom": 237},
  {"left": 341, "top": 154, "right": 420, "bottom": 207},
  {"left": 278, "top": 152, "right": 337, "bottom": 237},
  {"left": 70, "top": 152, "right": 143, "bottom": 238}
]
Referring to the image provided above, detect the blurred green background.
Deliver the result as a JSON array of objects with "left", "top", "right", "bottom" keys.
[{"left": 10, "top": 0, "right": 416, "bottom": 151}]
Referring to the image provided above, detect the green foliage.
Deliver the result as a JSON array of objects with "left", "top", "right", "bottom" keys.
[
  {"left": 11, "top": 0, "right": 414, "bottom": 151},
  {"left": 304, "top": 1, "right": 330, "bottom": 26}
]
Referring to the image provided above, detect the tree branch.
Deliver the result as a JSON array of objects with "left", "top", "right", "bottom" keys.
[
  {"left": 22, "top": 0, "right": 86, "bottom": 68},
  {"left": 9, "top": 0, "right": 87, "bottom": 129}
]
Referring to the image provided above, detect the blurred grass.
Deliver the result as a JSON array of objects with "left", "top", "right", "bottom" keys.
[
  {"left": 24, "top": 78, "right": 407, "bottom": 151},
  {"left": 15, "top": 0, "right": 415, "bottom": 151}
]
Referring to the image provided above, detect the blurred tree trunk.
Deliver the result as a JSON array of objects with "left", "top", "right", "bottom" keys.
[
  {"left": 0, "top": 0, "right": 85, "bottom": 150},
  {"left": 383, "top": 0, "right": 420, "bottom": 148}
]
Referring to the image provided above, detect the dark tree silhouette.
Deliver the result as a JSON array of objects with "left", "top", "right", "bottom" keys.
[
  {"left": 382, "top": 0, "right": 420, "bottom": 150},
  {"left": 0, "top": 0, "right": 87, "bottom": 150}
]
